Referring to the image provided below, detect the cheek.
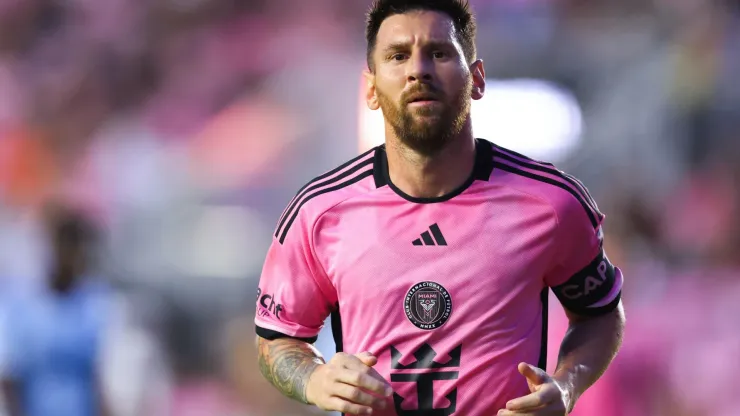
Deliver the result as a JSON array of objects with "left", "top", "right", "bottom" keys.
[
  {"left": 445, "top": 72, "right": 472, "bottom": 99},
  {"left": 377, "top": 68, "right": 406, "bottom": 92},
  {"left": 376, "top": 82, "right": 401, "bottom": 105}
]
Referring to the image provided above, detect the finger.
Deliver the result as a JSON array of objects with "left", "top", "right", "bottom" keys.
[
  {"left": 360, "top": 362, "right": 388, "bottom": 387},
  {"left": 324, "top": 396, "right": 373, "bottom": 415},
  {"left": 330, "top": 383, "right": 388, "bottom": 409},
  {"left": 507, "top": 383, "right": 562, "bottom": 411},
  {"left": 337, "top": 353, "right": 378, "bottom": 372},
  {"left": 506, "top": 391, "right": 551, "bottom": 411},
  {"left": 335, "top": 369, "right": 393, "bottom": 397},
  {"left": 498, "top": 410, "right": 534, "bottom": 416},
  {"left": 355, "top": 351, "right": 378, "bottom": 367},
  {"left": 518, "top": 362, "right": 549, "bottom": 385},
  {"left": 334, "top": 354, "right": 390, "bottom": 390},
  {"left": 499, "top": 400, "right": 564, "bottom": 416},
  {"left": 498, "top": 409, "right": 543, "bottom": 416}
]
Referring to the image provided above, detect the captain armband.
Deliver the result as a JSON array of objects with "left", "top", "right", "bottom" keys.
[{"left": 552, "top": 249, "right": 622, "bottom": 316}]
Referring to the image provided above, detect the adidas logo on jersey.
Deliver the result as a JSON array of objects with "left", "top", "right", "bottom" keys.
[{"left": 412, "top": 224, "right": 447, "bottom": 246}]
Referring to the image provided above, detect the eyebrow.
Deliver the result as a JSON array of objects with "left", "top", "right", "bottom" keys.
[{"left": 381, "top": 40, "right": 456, "bottom": 54}]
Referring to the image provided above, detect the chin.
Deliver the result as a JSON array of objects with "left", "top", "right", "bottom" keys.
[{"left": 412, "top": 120, "right": 445, "bottom": 134}]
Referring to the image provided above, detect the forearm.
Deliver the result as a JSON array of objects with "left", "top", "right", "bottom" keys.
[
  {"left": 257, "top": 336, "right": 325, "bottom": 404},
  {"left": 553, "top": 302, "right": 625, "bottom": 412}
]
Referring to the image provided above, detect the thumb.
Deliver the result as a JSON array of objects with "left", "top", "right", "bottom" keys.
[
  {"left": 518, "top": 362, "right": 548, "bottom": 385},
  {"left": 355, "top": 351, "right": 378, "bottom": 367}
]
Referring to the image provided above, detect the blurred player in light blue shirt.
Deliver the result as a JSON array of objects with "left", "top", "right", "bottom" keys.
[{"left": 0, "top": 207, "right": 112, "bottom": 416}]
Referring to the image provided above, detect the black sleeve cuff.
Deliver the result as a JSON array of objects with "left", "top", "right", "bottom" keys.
[
  {"left": 564, "top": 291, "right": 621, "bottom": 317},
  {"left": 255, "top": 325, "right": 319, "bottom": 344}
]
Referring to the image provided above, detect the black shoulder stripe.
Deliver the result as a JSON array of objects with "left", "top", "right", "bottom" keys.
[
  {"left": 278, "top": 169, "right": 374, "bottom": 244},
  {"left": 562, "top": 172, "right": 604, "bottom": 221},
  {"left": 493, "top": 151, "right": 603, "bottom": 225},
  {"left": 493, "top": 161, "right": 599, "bottom": 228},
  {"left": 491, "top": 142, "right": 554, "bottom": 166},
  {"left": 493, "top": 150, "right": 603, "bottom": 221},
  {"left": 276, "top": 148, "right": 376, "bottom": 230},
  {"left": 275, "top": 157, "right": 374, "bottom": 238}
]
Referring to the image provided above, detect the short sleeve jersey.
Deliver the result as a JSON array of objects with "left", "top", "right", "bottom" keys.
[{"left": 255, "top": 139, "right": 623, "bottom": 416}]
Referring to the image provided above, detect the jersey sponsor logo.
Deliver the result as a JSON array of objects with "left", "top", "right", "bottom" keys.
[
  {"left": 404, "top": 282, "right": 452, "bottom": 330},
  {"left": 256, "top": 288, "right": 285, "bottom": 320},
  {"left": 390, "top": 343, "right": 461, "bottom": 415}
]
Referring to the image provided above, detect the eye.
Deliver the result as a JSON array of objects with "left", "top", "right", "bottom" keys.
[
  {"left": 433, "top": 51, "right": 446, "bottom": 59},
  {"left": 391, "top": 53, "right": 408, "bottom": 61}
]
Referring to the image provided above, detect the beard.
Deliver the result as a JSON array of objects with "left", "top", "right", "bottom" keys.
[{"left": 377, "top": 78, "right": 472, "bottom": 156}]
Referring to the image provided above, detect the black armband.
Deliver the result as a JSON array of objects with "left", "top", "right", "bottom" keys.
[{"left": 552, "top": 249, "right": 620, "bottom": 316}]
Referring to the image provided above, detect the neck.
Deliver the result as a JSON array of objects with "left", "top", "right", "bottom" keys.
[{"left": 385, "top": 119, "right": 476, "bottom": 199}]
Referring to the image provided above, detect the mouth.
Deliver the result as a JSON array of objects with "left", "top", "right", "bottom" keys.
[
  {"left": 407, "top": 97, "right": 441, "bottom": 109},
  {"left": 406, "top": 93, "right": 440, "bottom": 105}
]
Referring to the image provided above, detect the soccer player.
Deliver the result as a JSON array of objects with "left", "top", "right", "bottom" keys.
[
  {"left": 1, "top": 207, "right": 113, "bottom": 416},
  {"left": 254, "top": 0, "right": 625, "bottom": 415}
]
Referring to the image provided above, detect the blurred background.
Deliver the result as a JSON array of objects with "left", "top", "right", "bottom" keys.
[{"left": 0, "top": 0, "right": 739, "bottom": 415}]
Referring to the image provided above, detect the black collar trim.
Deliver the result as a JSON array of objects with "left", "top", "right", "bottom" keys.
[{"left": 373, "top": 139, "right": 493, "bottom": 204}]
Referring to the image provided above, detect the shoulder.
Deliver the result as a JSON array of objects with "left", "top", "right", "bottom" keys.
[
  {"left": 273, "top": 146, "right": 380, "bottom": 244},
  {"left": 488, "top": 141, "right": 604, "bottom": 229}
]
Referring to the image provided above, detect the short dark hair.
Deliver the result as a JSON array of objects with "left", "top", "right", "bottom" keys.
[{"left": 365, "top": 0, "right": 477, "bottom": 71}]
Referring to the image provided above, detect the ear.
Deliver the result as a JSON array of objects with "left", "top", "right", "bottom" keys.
[
  {"left": 363, "top": 69, "right": 380, "bottom": 110},
  {"left": 470, "top": 59, "right": 486, "bottom": 100}
]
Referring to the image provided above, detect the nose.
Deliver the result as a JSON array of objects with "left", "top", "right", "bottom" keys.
[{"left": 406, "top": 53, "right": 434, "bottom": 84}]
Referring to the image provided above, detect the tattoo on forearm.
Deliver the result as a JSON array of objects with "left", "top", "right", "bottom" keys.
[{"left": 258, "top": 338, "right": 322, "bottom": 404}]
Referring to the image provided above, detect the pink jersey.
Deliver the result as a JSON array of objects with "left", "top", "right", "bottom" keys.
[{"left": 255, "top": 139, "right": 623, "bottom": 416}]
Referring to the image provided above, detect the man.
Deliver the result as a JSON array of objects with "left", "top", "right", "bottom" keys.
[
  {"left": 0, "top": 207, "right": 112, "bottom": 416},
  {"left": 255, "top": 0, "right": 625, "bottom": 415}
]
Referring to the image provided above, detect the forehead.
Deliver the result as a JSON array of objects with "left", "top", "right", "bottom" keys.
[{"left": 375, "top": 10, "right": 458, "bottom": 48}]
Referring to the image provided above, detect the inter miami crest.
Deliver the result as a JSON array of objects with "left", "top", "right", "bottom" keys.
[{"left": 404, "top": 282, "right": 452, "bottom": 330}]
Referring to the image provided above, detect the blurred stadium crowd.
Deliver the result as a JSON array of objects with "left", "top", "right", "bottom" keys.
[{"left": 0, "top": 0, "right": 739, "bottom": 415}]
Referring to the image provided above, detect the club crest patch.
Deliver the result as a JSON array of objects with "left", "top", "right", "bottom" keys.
[{"left": 404, "top": 281, "right": 452, "bottom": 330}]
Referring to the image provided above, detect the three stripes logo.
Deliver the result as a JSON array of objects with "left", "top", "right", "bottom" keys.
[{"left": 412, "top": 224, "right": 447, "bottom": 246}]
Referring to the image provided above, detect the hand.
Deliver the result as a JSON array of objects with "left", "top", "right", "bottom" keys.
[
  {"left": 306, "top": 351, "right": 393, "bottom": 415},
  {"left": 498, "top": 363, "right": 570, "bottom": 415}
]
